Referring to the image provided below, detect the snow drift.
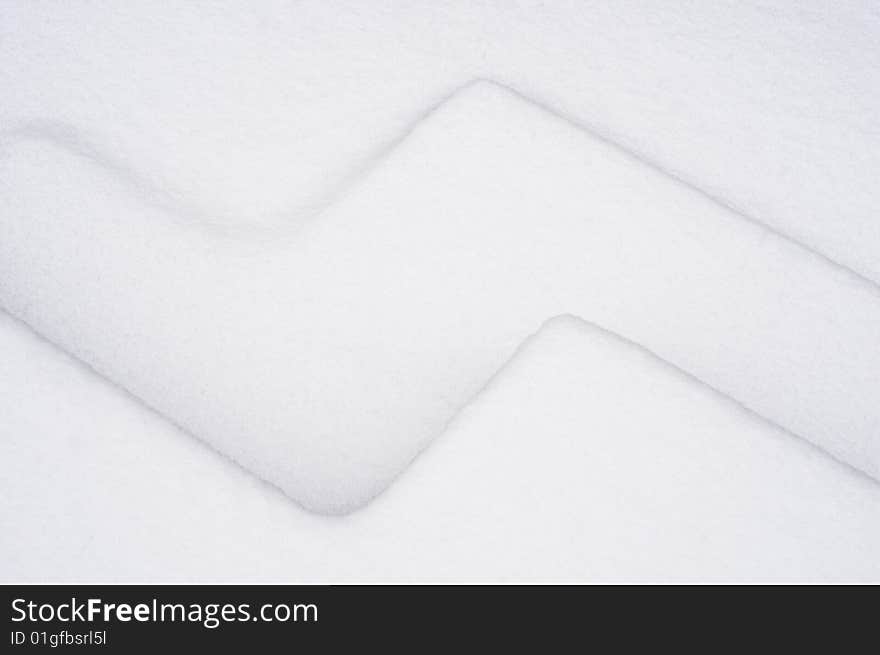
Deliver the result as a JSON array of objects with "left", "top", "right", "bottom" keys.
[{"left": 2, "top": 81, "right": 879, "bottom": 513}]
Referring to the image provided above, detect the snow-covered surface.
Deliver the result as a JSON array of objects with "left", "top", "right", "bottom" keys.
[
  {"left": 2, "top": 1, "right": 880, "bottom": 580},
  {"left": 3, "top": 313, "right": 879, "bottom": 583},
  {"left": 4, "top": 80, "right": 880, "bottom": 513},
  {"left": 3, "top": 1, "right": 879, "bottom": 278}
]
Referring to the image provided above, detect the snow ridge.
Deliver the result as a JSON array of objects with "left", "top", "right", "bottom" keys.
[
  {"left": 2, "top": 80, "right": 880, "bottom": 513},
  {"left": 4, "top": 78, "right": 880, "bottom": 293},
  {"left": 4, "top": 311, "right": 880, "bottom": 581}
]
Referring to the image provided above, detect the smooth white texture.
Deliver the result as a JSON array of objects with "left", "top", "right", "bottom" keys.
[
  {"left": 3, "top": 1, "right": 879, "bottom": 280},
  {"left": 3, "top": 313, "right": 879, "bottom": 583},
  {"left": 1, "top": 1, "right": 879, "bottom": 587},
  {"left": 3, "top": 82, "right": 880, "bottom": 512}
]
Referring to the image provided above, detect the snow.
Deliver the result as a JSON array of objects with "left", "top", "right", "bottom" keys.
[
  {"left": 3, "top": 1, "right": 878, "bottom": 278},
  {"left": 3, "top": 313, "right": 878, "bottom": 582},
  {"left": 1, "top": 1, "right": 879, "bottom": 579},
  {"left": 3, "top": 80, "right": 879, "bottom": 513}
]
